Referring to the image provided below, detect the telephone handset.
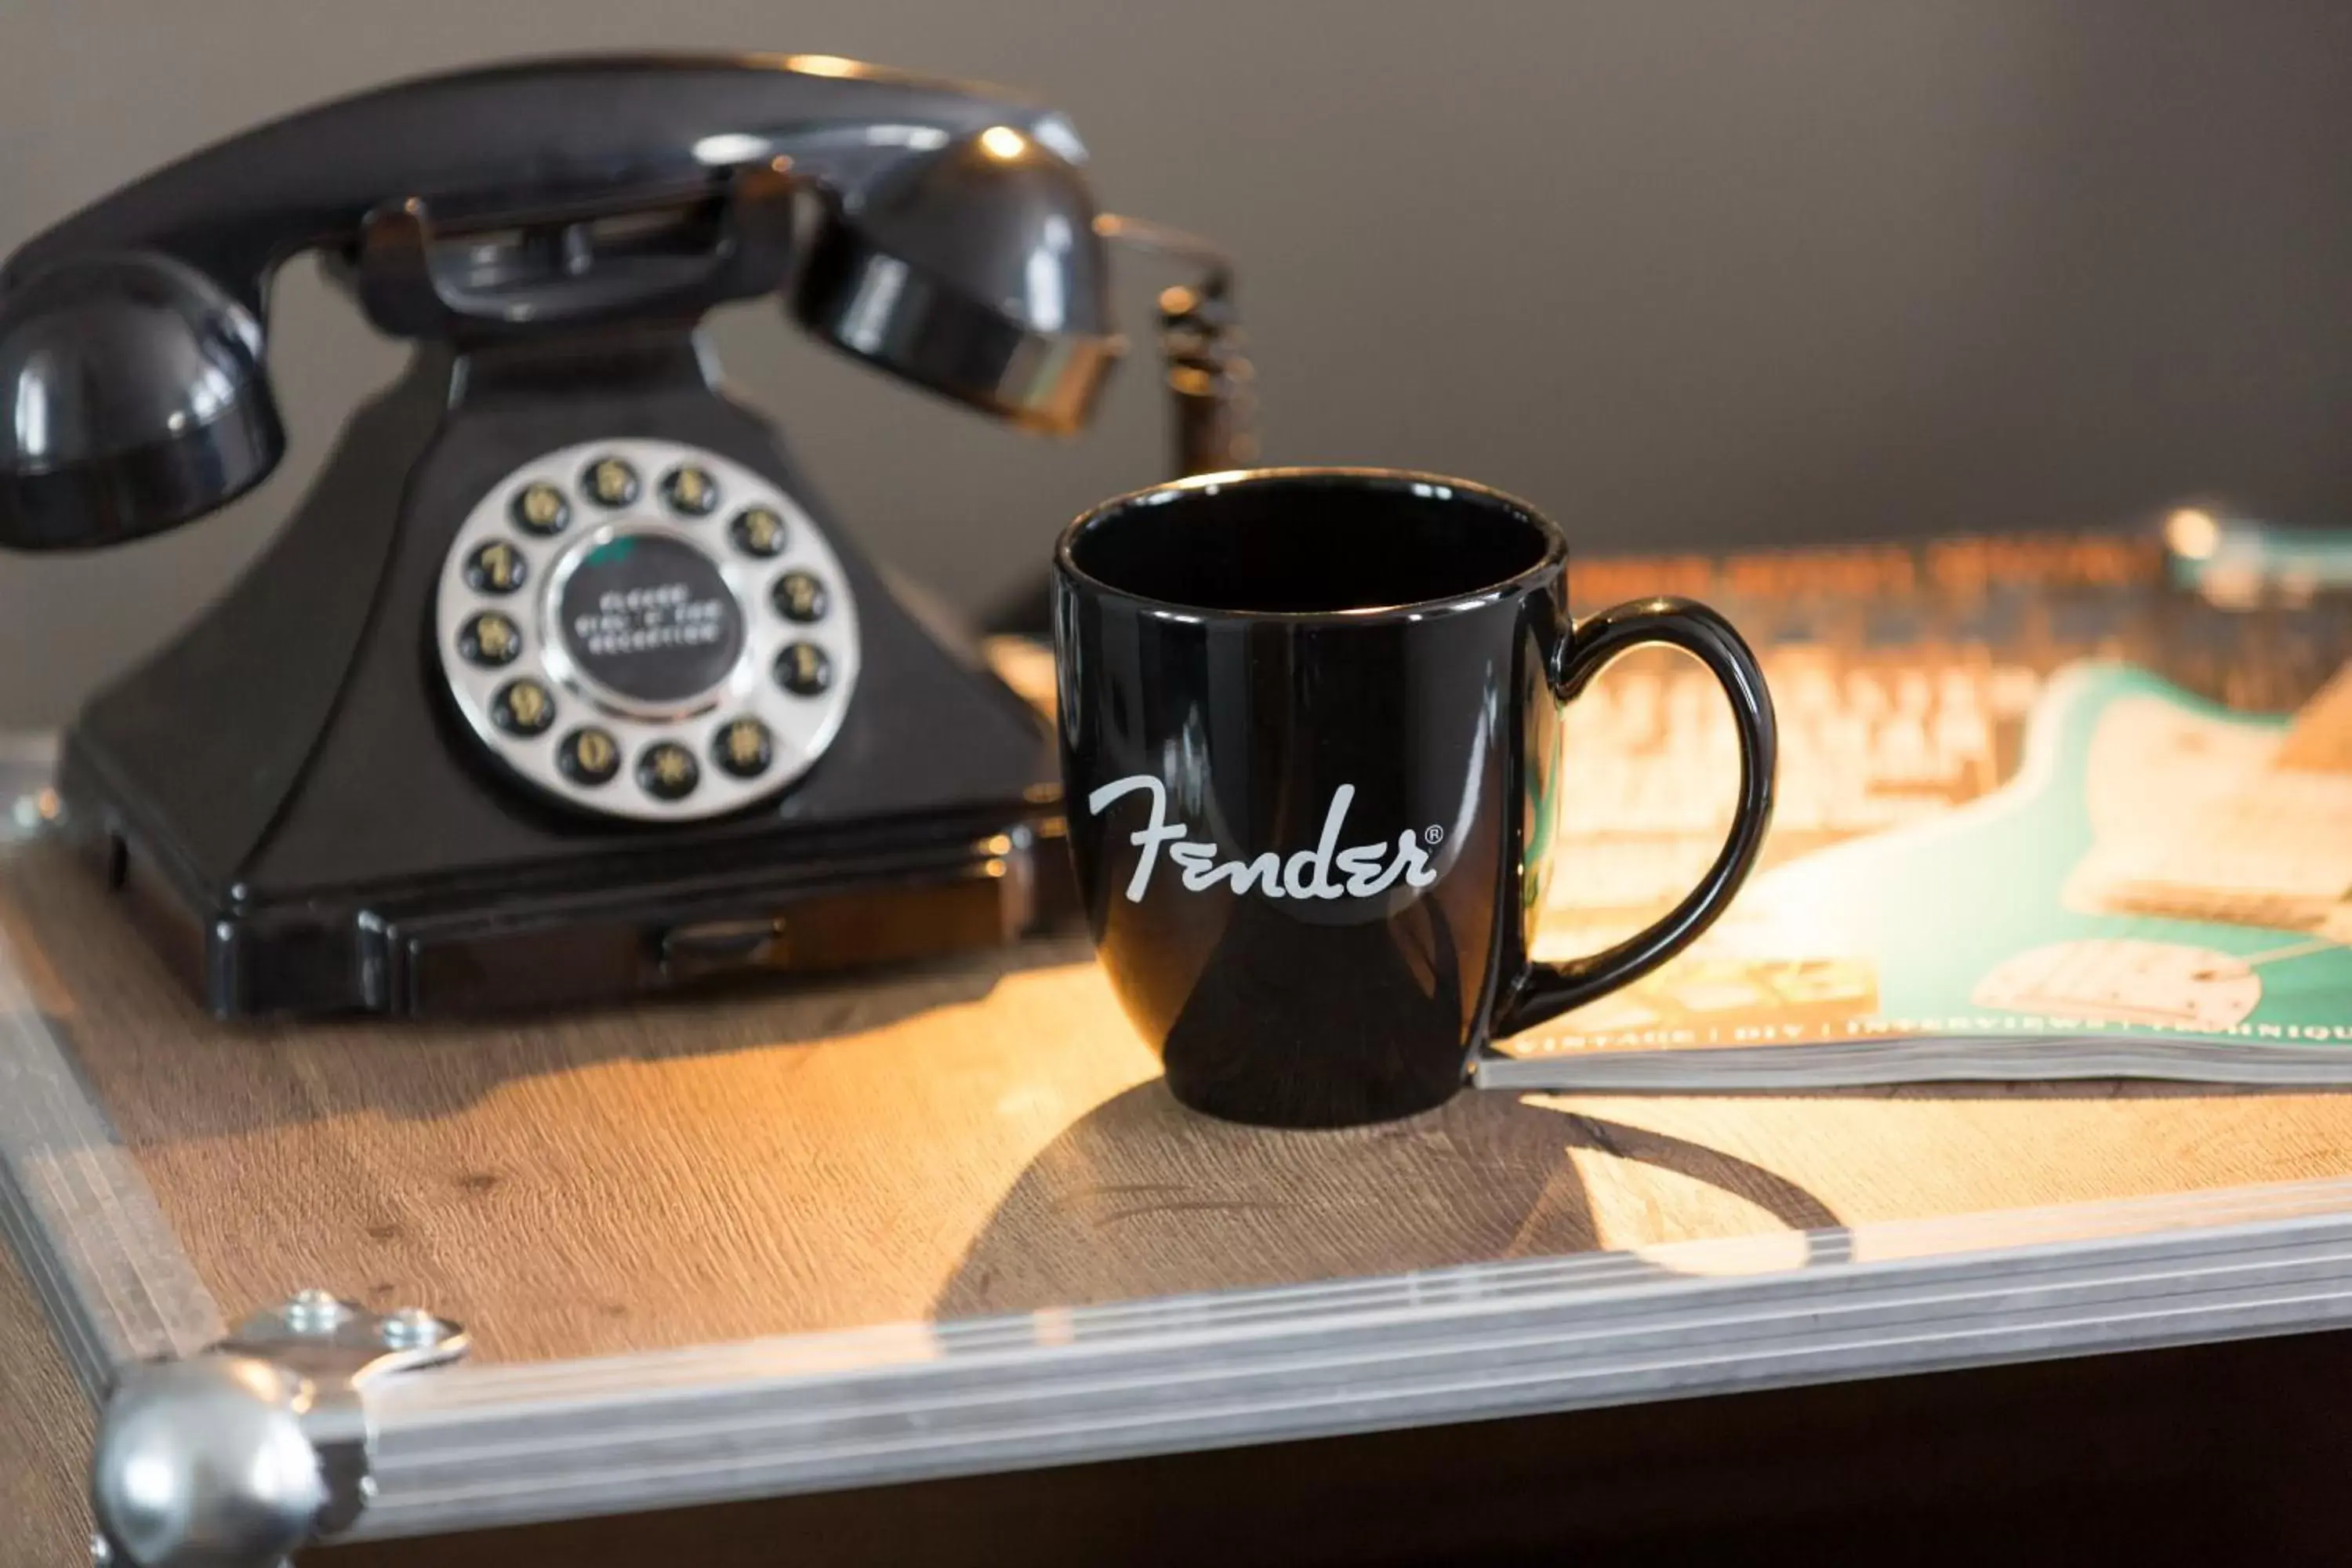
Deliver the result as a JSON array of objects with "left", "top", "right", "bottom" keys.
[{"left": 0, "top": 53, "right": 1254, "bottom": 1016}]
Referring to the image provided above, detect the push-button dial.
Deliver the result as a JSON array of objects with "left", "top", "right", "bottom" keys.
[
  {"left": 511, "top": 483, "right": 570, "bottom": 536},
  {"left": 458, "top": 611, "right": 523, "bottom": 667},
  {"left": 771, "top": 571, "right": 828, "bottom": 623},
  {"left": 662, "top": 465, "right": 719, "bottom": 517},
  {"left": 730, "top": 506, "right": 787, "bottom": 558},
  {"left": 437, "top": 439, "right": 858, "bottom": 823},
  {"left": 771, "top": 573, "right": 828, "bottom": 630},
  {"left": 465, "top": 539, "right": 528, "bottom": 594},
  {"left": 775, "top": 641, "right": 831, "bottom": 696},
  {"left": 558, "top": 727, "right": 622, "bottom": 786},
  {"left": 713, "top": 717, "right": 774, "bottom": 779},
  {"left": 491, "top": 678, "right": 557, "bottom": 736},
  {"left": 583, "top": 456, "right": 640, "bottom": 508},
  {"left": 637, "top": 741, "right": 701, "bottom": 800}
]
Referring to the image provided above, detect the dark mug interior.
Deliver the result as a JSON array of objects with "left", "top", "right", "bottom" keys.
[{"left": 1061, "top": 470, "right": 1559, "bottom": 615}]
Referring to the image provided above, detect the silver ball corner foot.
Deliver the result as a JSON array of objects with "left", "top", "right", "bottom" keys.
[
  {"left": 90, "top": 1289, "right": 470, "bottom": 1568},
  {"left": 91, "top": 1355, "right": 326, "bottom": 1568}
]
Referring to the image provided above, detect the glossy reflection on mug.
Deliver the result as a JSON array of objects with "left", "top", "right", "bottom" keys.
[{"left": 1054, "top": 468, "right": 1777, "bottom": 1128}]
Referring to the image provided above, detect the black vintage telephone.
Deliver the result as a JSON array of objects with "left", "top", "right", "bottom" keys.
[{"left": 0, "top": 53, "right": 1254, "bottom": 1018}]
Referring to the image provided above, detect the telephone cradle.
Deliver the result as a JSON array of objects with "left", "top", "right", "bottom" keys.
[{"left": 0, "top": 54, "right": 1255, "bottom": 1018}]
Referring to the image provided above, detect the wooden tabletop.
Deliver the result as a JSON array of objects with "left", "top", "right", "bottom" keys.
[
  {"left": 0, "top": 1236, "right": 93, "bottom": 1568},
  {"left": 5, "top": 844, "right": 2352, "bottom": 1375}
]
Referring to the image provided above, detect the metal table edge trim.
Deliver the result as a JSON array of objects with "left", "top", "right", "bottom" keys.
[
  {"left": 0, "top": 850, "right": 228, "bottom": 1403},
  {"left": 350, "top": 1175, "right": 2352, "bottom": 1541}
]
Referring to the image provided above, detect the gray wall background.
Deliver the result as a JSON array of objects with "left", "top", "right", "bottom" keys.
[{"left": 2, "top": 0, "right": 2347, "bottom": 724}]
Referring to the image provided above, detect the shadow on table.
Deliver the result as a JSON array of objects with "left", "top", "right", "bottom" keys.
[{"left": 934, "top": 1079, "right": 1846, "bottom": 1318}]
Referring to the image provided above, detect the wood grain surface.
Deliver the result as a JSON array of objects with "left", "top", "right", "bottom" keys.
[
  {"left": 0, "top": 1239, "right": 93, "bottom": 1568},
  {"left": 10, "top": 844, "right": 2352, "bottom": 1375}
]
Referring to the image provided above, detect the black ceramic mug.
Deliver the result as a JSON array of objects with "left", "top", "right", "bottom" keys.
[{"left": 1052, "top": 468, "right": 1777, "bottom": 1127}]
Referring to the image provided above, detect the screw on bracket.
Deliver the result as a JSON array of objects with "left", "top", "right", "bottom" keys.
[
  {"left": 379, "top": 1305, "right": 450, "bottom": 1351},
  {"left": 278, "top": 1287, "right": 352, "bottom": 1336},
  {"left": 89, "top": 1290, "right": 469, "bottom": 1568}
]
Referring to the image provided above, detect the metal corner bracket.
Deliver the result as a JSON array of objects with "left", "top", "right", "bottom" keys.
[{"left": 89, "top": 1290, "right": 470, "bottom": 1568}]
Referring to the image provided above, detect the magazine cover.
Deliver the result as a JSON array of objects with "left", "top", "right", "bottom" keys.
[{"left": 1489, "top": 512, "right": 2352, "bottom": 1082}]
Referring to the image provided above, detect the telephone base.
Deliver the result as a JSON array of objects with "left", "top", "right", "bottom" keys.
[
  {"left": 80, "top": 790, "right": 1077, "bottom": 1019},
  {"left": 49, "top": 323, "right": 1089, "bottom": 1021}
]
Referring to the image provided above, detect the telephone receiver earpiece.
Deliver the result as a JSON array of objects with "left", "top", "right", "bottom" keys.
[
  {"left": 793, "top": 123, "right": 1119, "bottom": 434},
  {"left": 0, "top": 56, "right": 1163, "bottom": 554},
  {"left": 0, "top": 252, "right": 285, "bottom": 548}
]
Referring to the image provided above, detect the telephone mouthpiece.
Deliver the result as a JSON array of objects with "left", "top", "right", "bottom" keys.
[
  {"left": 0, "top": 253, "right": 283, "bottom": 550},
  {"left": 792, "top": 128, "right": 1122, "bottom": 434}
]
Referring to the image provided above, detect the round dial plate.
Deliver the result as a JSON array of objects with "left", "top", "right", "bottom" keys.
[{"left": 434, "top": 437, "right": 861, "bottom": 822}]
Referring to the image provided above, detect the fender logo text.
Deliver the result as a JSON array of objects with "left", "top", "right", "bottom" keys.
[{"left": 1087, "top": 775, "right": 1441, "bottom": 903}]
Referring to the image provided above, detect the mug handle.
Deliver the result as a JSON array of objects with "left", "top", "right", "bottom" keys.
[{"left": 1495, "top": 597, "right": 1778, "bottom": 1036}]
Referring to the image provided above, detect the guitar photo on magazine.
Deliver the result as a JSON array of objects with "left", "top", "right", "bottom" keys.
[{"left": 1482, "top": 510, "right": 2352, "bottom": 1090}]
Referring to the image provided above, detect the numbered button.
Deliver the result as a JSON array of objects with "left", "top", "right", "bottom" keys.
[
  {"left": 775, "top": 641, "right": 832, "bottom": 696},
  {"left": 662, "top": 465, "right": 719, "bottom": 517},
  {"left": 730, "top": 506, "right": 788, "bottom": 558},
  {"left": 465, "top": 539, "right": 528, "bottom": 595},
  {"left": 713, "top": 717, "right": 774, "bottom": 779},
  {"left": 637, "top": 741, "right": 701, "bottom": 801},
  {"left": 511, "top": 483, "right": 570, "bottom": 536},
  {"left": 583, "top": 456, "right": 640, "bottom": 508},
  {"left": 490, "top": 678, "right": 556, "bottom": 736},
  {"left": 558, "top": 728, "right": 622, "bottom": 786},
  {"left": 770, "top": 570, "right": 829, "bottom": 624},
  {"left": 458, "top": 611, "right": 523, "bottom": 667}
]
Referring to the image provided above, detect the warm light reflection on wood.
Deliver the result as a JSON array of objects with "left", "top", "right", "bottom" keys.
[{"left": 12, "top": 845, "right": 2352, "bottom": 1370}]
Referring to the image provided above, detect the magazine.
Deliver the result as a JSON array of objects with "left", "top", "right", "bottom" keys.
[{"left": 1479, "top": 513, "right": 2352, "bottom": 1088}]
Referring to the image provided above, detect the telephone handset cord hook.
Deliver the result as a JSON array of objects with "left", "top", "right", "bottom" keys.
[{"left": 1094, "top": 213, "right": 1258, "bottom": 477}]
